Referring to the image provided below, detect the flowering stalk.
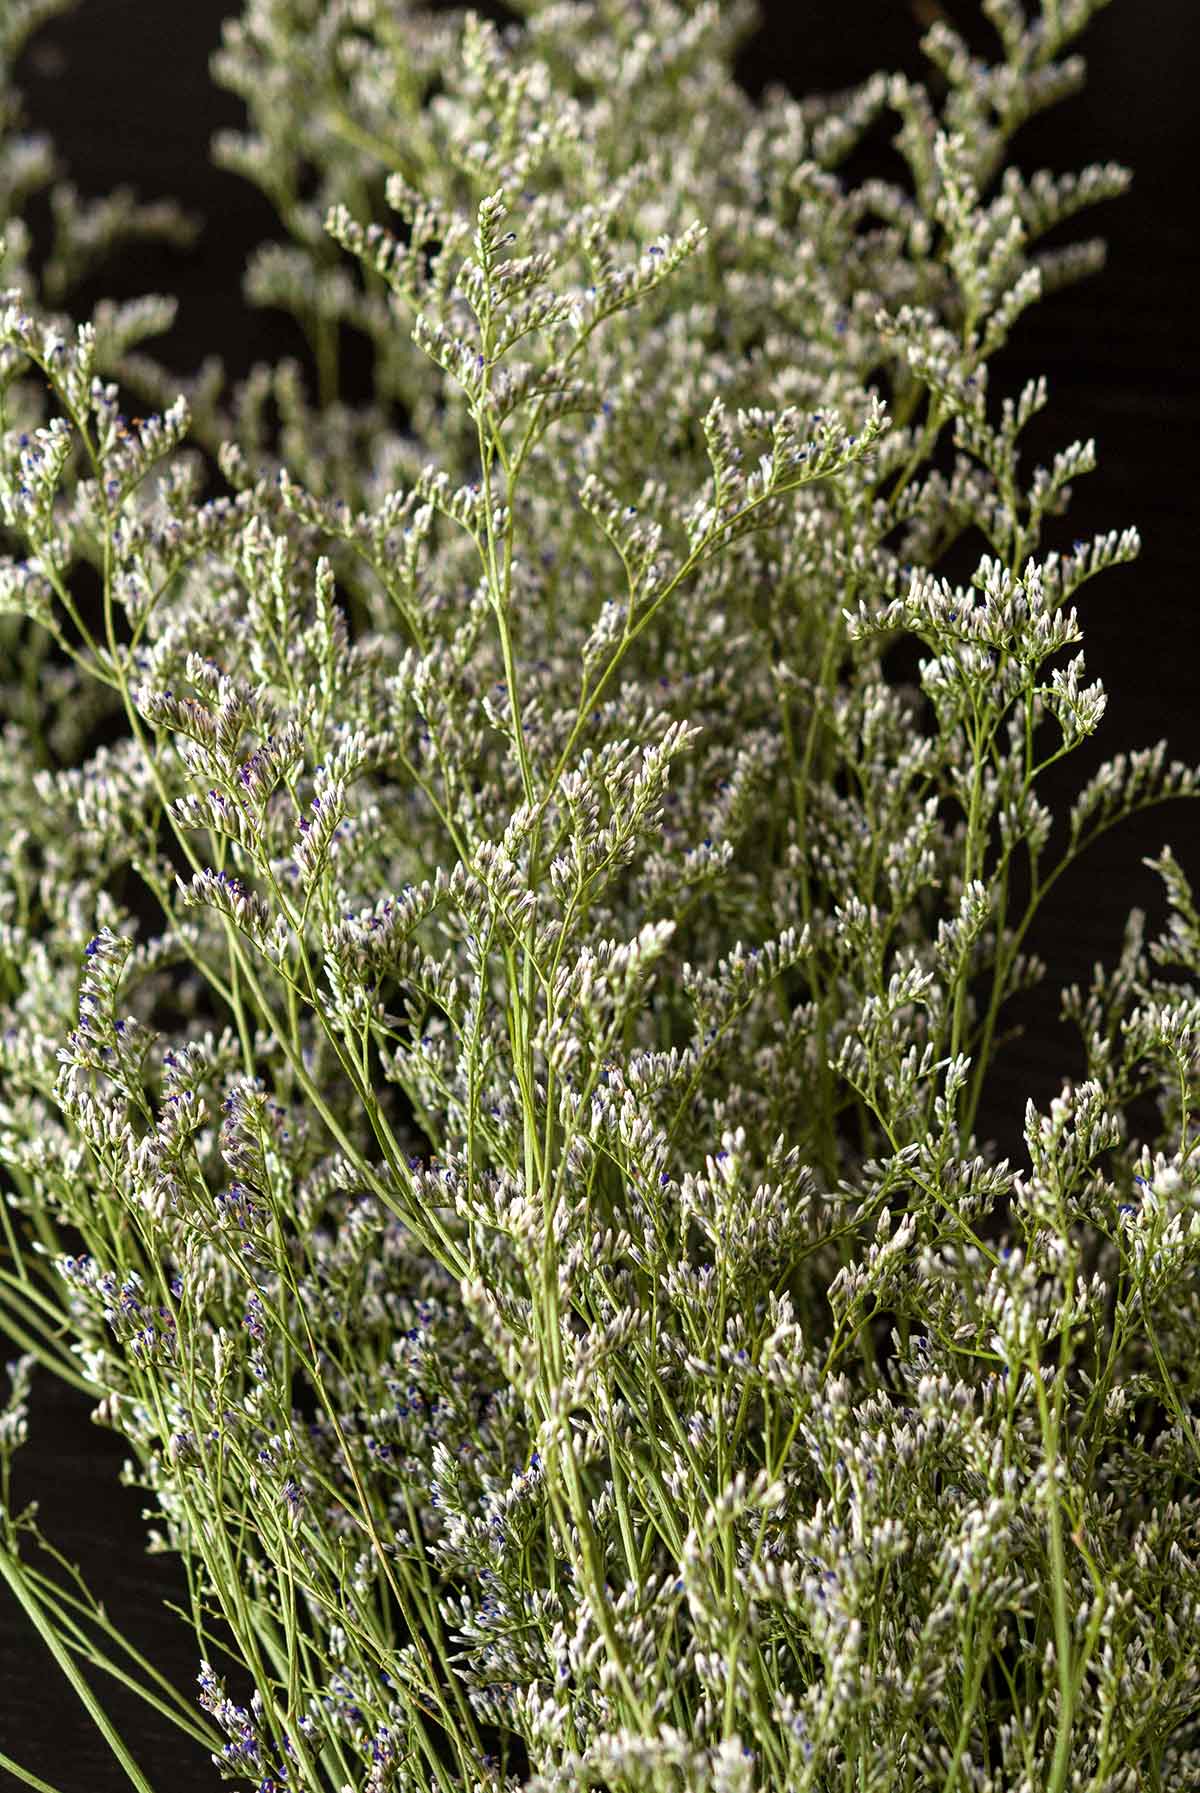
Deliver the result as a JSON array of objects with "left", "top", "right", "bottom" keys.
[{"left": 2, "top": 2, "right": 1200, "bottom": 1791}]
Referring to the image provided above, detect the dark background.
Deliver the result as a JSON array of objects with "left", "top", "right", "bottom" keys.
[{"left": 1, "top": 0, "right": 1196, "bottom": 1786}]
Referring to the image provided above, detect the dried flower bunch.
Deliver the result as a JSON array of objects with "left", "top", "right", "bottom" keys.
[{"left": 2, "top": 0, "right": 1199, "bottom": 1788}]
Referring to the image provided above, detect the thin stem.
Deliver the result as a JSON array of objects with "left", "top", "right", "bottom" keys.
[{"left": 0, "top": 1550, "right": 157, "bottom": 1793}]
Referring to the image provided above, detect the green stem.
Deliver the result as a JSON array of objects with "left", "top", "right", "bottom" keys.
[
  {"left": 0, "top": 1550, "right": 157, "bottom": 1793},
  {"left": 0, "top": 1749, "right": 70, "bottom": 1793}
]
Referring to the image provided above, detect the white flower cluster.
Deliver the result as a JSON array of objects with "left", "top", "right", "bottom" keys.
[{"left": 1, "top": 1, "right": 1199, "bottom": 1790}]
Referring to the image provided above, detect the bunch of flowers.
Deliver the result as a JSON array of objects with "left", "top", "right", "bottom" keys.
[{"left": 2, "top": 1, "right": 1199, "bottom": 1788}]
